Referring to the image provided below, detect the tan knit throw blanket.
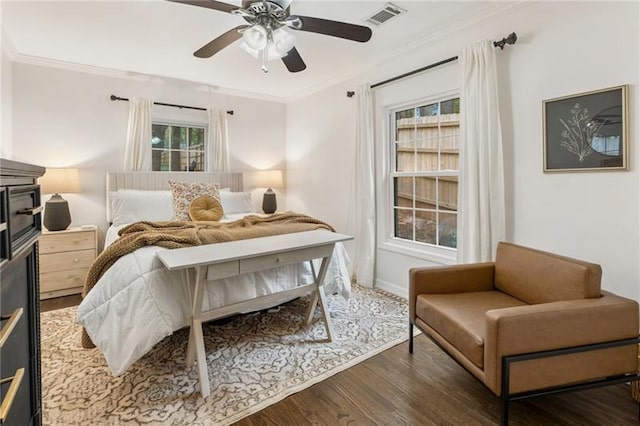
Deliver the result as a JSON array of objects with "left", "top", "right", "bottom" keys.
[{"left": 80, "top": 213, "right": 335, "bottom": 349}]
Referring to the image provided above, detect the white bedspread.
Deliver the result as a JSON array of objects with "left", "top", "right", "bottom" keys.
[{"left": 76, "top": 220, "right": 351, "bottom": 376}]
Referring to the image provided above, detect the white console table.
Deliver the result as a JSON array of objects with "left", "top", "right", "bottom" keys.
[{"left": 157, "top": 229, "right": 353, "bottom": 397}]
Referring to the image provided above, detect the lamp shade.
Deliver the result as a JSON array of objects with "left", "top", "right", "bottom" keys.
[
  {"left": 254, "top": 170, "right": 283, "bottom": 189},
  {"left": 40, "top": 168, "right": 81, "bottom": 194}
]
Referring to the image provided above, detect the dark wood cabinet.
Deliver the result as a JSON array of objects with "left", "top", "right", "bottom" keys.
[{"left": 0, "top": 159, "right": 44, "bottom": 426}]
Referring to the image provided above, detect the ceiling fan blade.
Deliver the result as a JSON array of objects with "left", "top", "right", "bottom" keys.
[
  {"left": 167, "top": 0, "right": 238, "bottom": 14},
  {"left": 292, "top": 16, "right": 372, "bottom": 42},
  {"left": 194, "top": 25, "right": 249, "bottom": 58},
  {"left": 281, "top": 47, "right": 306, "bottom": 73}
]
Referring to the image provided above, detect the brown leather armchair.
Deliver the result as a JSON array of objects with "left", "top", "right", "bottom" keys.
[{"left": 409, "top": 242, "right": 640, "bottom": 425}]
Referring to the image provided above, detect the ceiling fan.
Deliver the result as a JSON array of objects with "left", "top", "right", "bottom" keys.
[{"left": 169, "top": 0, "right": 373, "bottom": 73}]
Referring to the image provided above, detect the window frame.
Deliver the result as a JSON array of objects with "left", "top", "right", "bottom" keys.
[
  {"left": 381, "top": 90, "right": 460, "bottom": 264},
  {"left": 151, "top": 120, "right": 208, "bottom": 172}
]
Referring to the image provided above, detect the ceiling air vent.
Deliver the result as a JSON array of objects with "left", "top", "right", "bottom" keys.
[{"left": 366, "top": 3, "right": 406, "bottom": 26}]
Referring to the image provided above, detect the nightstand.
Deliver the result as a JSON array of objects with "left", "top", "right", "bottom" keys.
[{"left": 39, "top": 226, "right": 98, "bottom": 299}]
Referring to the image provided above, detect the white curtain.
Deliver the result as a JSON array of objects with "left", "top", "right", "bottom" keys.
[
  {"left": 457, "top": 40, "right": 506, "bottom": 263},
  {"left": 351, "top": 83, "right": 376, "bottom": 287},
  {"left": 207, "top": 108, "right": 230, "bottom": 171},
  {"left": 123, "top": 97, "right": 152, "bottom": 171}
]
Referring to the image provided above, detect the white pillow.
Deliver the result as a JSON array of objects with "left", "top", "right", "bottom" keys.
[
  {"left": 220, "top": 191, "right": 254, "bottom": 214},
  {"left": 109, "top": 190, "right": 175, "bottom": 225}
]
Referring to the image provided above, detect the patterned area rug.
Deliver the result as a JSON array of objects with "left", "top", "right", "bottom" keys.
[{"left": 41, "top": 285, "right": 409, "bottom": 425}]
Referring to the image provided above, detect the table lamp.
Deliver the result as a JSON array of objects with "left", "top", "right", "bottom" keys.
[
  {"left": 39, "top": 168, "right": 81, "bottom": 231},
  {"left": 255, "top": 170, "right": 283, "bottom": 214}
]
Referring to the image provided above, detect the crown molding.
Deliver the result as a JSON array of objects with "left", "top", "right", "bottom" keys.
[{"left": 285, "top": 0, "right": 535, "bottom": 103}]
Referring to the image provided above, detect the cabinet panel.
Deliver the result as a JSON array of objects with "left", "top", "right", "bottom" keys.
[{"left": 7, "top": 185, "right": 42, "bottom": 257}]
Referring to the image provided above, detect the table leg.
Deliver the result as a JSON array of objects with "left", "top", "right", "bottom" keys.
[
  {"left": 304, "top": 254, "right": 335, "bottom": 341},
  {"left": 186, "top": 315, "right": 196, "bottom": 367},
  {"left": 191, "top": 266, "right": 210, "bottom": 398}
]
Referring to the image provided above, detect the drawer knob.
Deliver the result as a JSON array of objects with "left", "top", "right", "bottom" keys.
[
  {"left": 276, "top": 258, "right": 280, "bottom": 263},
  {"left": 73, "top": 258, "right": 80, "bottom": 263}
]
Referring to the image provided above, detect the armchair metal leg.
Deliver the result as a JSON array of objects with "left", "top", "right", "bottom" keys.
[
  {"left": 501, "top": 395, "right": 509, "bottom": 426},
  {"left": 409, "top": 322, "right": 414, "bottom": 354}
]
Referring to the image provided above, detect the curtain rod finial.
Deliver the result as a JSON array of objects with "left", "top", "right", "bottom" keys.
[
  {"left": 494, "top": 32, "right": 517, "bottom": 50},
  {"left": 347, "top": 91, "right": 355, "bottom": 98}
]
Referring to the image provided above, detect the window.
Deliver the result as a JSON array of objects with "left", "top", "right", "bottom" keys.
[
  {"left": 151, "top": 123, "right": 206, "bottom": 171},
  {"left": 390, "top": 96, "right": 460, "bottom": 249}
]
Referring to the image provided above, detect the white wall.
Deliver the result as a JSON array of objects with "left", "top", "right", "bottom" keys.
[
  {"left": 10, "top": 63, "right": 287, "bottom": 246},
  {"left": 286, "top": 1, "right": 640, "bottom": 299},
  {"left": 1, "top": 40, "right": 12, "bottom": 158}
]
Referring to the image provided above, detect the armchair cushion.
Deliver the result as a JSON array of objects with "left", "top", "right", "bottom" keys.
[{"left": 417, "top": 291, "right": 526, "bottom": 368}]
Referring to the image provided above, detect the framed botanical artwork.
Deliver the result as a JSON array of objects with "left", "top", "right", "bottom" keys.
[{"left": 543, "top": 85, "right": 628, "bottom": 172}]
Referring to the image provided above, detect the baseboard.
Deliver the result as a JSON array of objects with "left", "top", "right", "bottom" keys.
[{"left": 375, "top": 278, "right": 407, "bottom": 299}]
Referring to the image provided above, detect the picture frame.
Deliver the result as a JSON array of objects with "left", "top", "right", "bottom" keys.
[{"left": 543, "top": 85, "right": 628, "bottom": 172}]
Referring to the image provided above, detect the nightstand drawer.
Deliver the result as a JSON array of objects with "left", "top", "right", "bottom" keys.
[
  {"left": 40, "top": 268, "right": 88, "bottom": 293},
  {"left": 40, "top": 249, "right": 94, "bottom": 274},
  {"left": 39, "top": 231, "right": 94, "bottom": 254}
]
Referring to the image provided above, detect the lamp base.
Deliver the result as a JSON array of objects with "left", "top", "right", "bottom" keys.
[
  {"left": 44, "top": 194, "right": 71, "bottom": 231},
  {"left": 262, "top": 189, "right": 277, "bottom": 214}
]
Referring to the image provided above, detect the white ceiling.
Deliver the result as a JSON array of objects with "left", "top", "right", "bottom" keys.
[{"left": 2, "top": 0, "right": 503, "bottom": 101}]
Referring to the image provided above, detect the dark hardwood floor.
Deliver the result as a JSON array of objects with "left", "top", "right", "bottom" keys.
[{"left": 42, "top": 295, "right": 639, "bottom": 425}]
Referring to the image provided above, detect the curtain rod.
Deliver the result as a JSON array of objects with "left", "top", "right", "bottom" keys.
[
  {"left": 346, "top": 32, "right": 517, "bottom": 98},
  {"left": 110, "top": 95, "right": 234, "bottom": 115}
]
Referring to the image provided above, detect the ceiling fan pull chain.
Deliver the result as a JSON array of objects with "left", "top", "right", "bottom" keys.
[{"left": 261, "top": 46, "right": 269, "bottom": 73}]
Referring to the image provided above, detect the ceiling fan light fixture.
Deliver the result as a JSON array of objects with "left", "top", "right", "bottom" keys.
[
  {"left": 242, "top": 25, "right": 268, "bottom": 50},
  {"left": 272, "top": 28, "right": 296, "bottom": 56}
]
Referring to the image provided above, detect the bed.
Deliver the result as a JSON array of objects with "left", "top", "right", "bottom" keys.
[{"left": 75, "top": 172, "right": 351, "bottom": 378}]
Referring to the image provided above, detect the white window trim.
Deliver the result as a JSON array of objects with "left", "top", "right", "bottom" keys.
[
  {"left": 151, "top": 121, "right": 208, "bottom": 172},
  {"left": 378, "top": 90, "right": 460, "bottom": 264}
]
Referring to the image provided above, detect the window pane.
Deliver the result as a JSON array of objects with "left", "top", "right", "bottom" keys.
[
  {"left": 189, "top": 128, "right": 205, "bottom": 150},
  {"left": 415, "top": 210, "right": 436, "bottom": 245},
  {"left": 152, "top": 124, "right": 169, "bottom": 149},
  {"left": 189, "top": 151, "right": 205, "bottom": 171},
  {"left": 439, "top": 212, "right": 457, "bottom": 248},
  {"left": 415, "top": 177, "right": 436, "bottom": 210},
  {"left": 151, "top": 149, "right": 170, "bottom": 171},
  {"left": 417, "top": 103, "right": 439, "bottom": 117},
  {"left": 395, "top": 108, "right": 415, "bottom": 142},
  {"left": 394, "top": 208, "right": 413, "bottom": 241},
  {"left": 170, "top": 150, "right": 188, "bottom": 171},
  {"left": 438, "top": 177, "right": 458, "bottom": 212},
  {"left": 171, "top": 126, "right": 187, "bottom": 150},
  {"left": 152, "top": 149, "right": 161, "bottom": 171},
  {"left": 396, "top": 140, "right": 415, "bottom": 172},
  {"left": 394, "top": 177, "right": 413, "bottom": 208},
  {"left": 441, "top": 98, "right": 460, "bottom": 115}
]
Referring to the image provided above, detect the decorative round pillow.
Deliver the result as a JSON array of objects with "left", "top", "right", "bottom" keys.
[{"left": 189, "top": 195, "right": 224, "bottom": 222}]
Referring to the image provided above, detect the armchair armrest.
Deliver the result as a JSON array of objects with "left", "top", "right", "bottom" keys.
[
  {"left": 483, "top": 293, "right": 639, "bottom": 394},
  {"left": 409, "top": 263, "right": 495, "bottom": 320}
]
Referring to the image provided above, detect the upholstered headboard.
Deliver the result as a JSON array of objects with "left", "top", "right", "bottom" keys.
[{"left": 105, "top": 171, "right": 243, "bottom": 222}]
